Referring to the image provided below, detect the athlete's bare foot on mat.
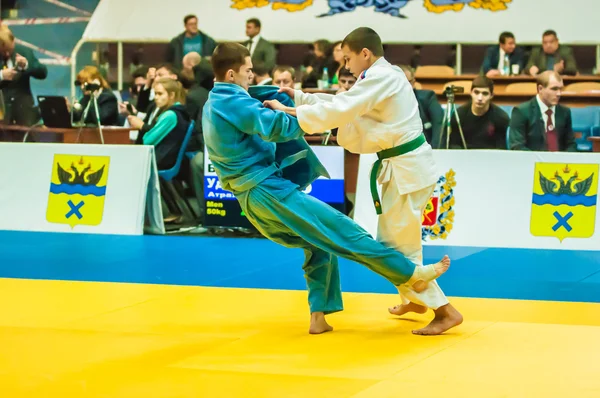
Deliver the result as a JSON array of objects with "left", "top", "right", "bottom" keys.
[
  {"left": 388, "top": 302, "right": 427, "bottom": 316},
  {"left": 309, "top": 312, "right": 333, "bottom": 334},
  {"left": 412, "top": 303, "right": 463, "bottom": 336},
  {"left": 412, "top": 255, "right": 451, "bottom": 292}
]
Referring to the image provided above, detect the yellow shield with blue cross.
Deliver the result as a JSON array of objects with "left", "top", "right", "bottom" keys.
[
  {"left": 530, "top": 163, "right": 598, "bottom": 242},
  {"left": 46, "top": 155, "right": 110, "bottom": 228}
]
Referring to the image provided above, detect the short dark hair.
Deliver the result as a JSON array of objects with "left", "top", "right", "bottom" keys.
[
  {"left": 131, "top": 66, "right": 149, "bottom": 80},
  {"left": 253, "top": 63, "right": 270, "bottom": 77},
  {"left": 543, "top": 30, "right": 558, "bottom": 39},
  {"left": 313, "top": 39, "right": 332, "bottom": 57},
  {"left": 272, "top": 65, "right": 296, "bottom": 80},
  {"left": 184, "top": 14, "right": 197, "bottom": 25},
  {"left": 338, "top": 68, "right": 354, "bottom": 79},
  {"left": 499, "top": 31, "right": 515, "bottom": 44},
  {"left": 341, "top": 27, "right": 384, "bottom": 57},
  {"left": 471, "top": 75, "right": 494, "bottom": 94},
  {"left": 211, "top": 43, "right": 250, "bottom": 81},
  {"left": 246, "top": 18, "right": 261, "bottom": 28},
  {"left": 155, "top": 63, "right": 179, "bottom": 79}
]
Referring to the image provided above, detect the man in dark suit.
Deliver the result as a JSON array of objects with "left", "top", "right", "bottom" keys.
[
  {"left": 166, "top": 14, "right": 217, "bottom": 70},
  {"left": 509, "top": 71, "right": 576, "bottom": 152},
  {"left": 481, "top": 31, "right": 526, "bottom": 77},
  {"left": 179, "top": 67, "right": 209, "bottom": 150},
  {"left": 526, "top": 30, "right": 578, "bottom": 76},
  {"left": 399, "top": 65, "right": 444, "bottom": 148},
  {"left": 182, "top": 51, "right": 214, "bottom": 91},
  {"left": 244, "top": 18, "right": 276, "bottom": 72},
  {"left": 0, "top": 28, "right": 47, "bottom": 126}
]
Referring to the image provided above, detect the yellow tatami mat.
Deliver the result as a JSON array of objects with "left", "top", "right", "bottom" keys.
[{"left": 1, "top": 278, "right": 600, "bottom": 397}]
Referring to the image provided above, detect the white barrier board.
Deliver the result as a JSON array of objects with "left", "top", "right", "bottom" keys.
[
  {"left": 0, "top": 143, "right": 164, "bottom": 235},
  {"left": 354, "top": 150, "right": 600, "bottom": 251}
]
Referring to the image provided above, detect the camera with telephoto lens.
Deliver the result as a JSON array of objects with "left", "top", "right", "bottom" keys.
[
  {"left": 83, "top": 82, "right": 101, "bottom": 92},
  {"left": 75, "top": 80, "right": 101, "bottom": 92},
  {"left": 444, "top": 85, "right": 464, "bottom": 96}
]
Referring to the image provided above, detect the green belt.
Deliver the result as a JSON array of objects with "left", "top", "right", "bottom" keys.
[{"left": 370, "top": 134, "right": 426, "bottom": 215}]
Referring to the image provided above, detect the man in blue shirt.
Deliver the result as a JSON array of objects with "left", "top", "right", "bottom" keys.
[{"left": 166, "top": 14, "right": 217, "bottom": 70}]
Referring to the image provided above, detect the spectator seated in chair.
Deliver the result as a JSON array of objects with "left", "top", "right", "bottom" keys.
[
  {"left": 133, "top": 77, "right": 191, "bottom": 170},
  {"left": 122, "top": 64, "right": 179, "bottom": 143},
  {"left": 128, "top": 66, "right": 148, "bottom": 108},
  {"left": 329, "top": 41, "right": 345, "bottom": 88},
  {"left": 509, "top": 71, "right": 576, "bottom": 152},
  {"left": 73, "top": 65, "right": 119, "bottom": 126},
  {"left": 301, "top": 39, "right": 337, "bottom": 88},
  {"left": 481, "top": 31, "right": 526, "bottom": 77},
  {"left": 526, "top": 30, "right": 578, "bottom": 77},
  {"left": 399, "top": 64, "right": 444, "bottom": 148},
  {"left": 335, "top": 67, "right": 356, "bottom": 94},
  {"left": 252, "top": 63, "right": 272, "bottom": 86},
  {"left": 272, "top": 65, "right": 296, "bottom": 89},
  {"left": 441, "top": 76, "right": 509, "bottom": 150}
]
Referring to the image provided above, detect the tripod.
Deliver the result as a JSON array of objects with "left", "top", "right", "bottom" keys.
[
  {"left": 439, "top": 86, "right": 467, "bottom": 150},
  {"left": 76, "top": 89, "right": 105, "bottom": 144}
]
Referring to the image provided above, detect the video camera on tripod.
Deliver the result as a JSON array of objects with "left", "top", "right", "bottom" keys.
[
  {"left": 82, "top": 82, "right": 102, "bottom": 92},
  {"left": 74, "top": 80, "right": 102, "bottom": 93},
  {"left": 440, "top": 85, "right": 467, "bottom": 149},
  {"left": 443, "top": 84, "right": 465, "bottom": 96},
  {"left": 72, "top": 79, "right": 105, "bottom": 144}
]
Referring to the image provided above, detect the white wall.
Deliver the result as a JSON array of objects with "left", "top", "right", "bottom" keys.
[{"left": 84, "top": 0, "right": 600, "bottom": 44}]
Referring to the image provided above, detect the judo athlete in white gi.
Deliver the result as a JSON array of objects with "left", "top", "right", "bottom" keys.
[
  {"left": 265, "top": 28, "right": 463, "bottom": 335},
  {"left": 203, "top": 43, "right": 450, "bottom": 334}
]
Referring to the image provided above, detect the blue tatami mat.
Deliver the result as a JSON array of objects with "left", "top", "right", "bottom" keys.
[{"left": 1, "top": 231, "right": 599, "bottom": 303}]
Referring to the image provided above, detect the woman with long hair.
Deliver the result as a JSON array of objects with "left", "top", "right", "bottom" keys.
[
  {"left": 302, "top": 39, "right": 336, "bottom": 88},
  {"left": 330, "top": 41, "right": 345, "bottom": 88},
  {"left": 141, "top": 77, "right": 191, "bottom": 170}
]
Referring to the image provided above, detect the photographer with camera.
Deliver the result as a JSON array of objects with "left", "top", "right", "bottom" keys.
[
  {"left": 73, "top": 65, "right": 119, "bottom": 126},
  {"left": 0, "top": 27, "right": 47, "bottom": 127},
  {"left": 127, "top": 66, "right": 149, "bottom": 108},
  {"left": 441, "top": 76, "right": 509, "bottom": 150}
]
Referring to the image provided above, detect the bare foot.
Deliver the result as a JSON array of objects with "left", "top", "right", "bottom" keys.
[
  {"left": 412, "top": 303, "right": 463, "bottom": 336},
  {"left": 412, "top": 255, "right": 451, "bottom": 292},
  {"left": 434, "top": 255, "right": 451, "bottom": 276},
  {"left": 388, "top": 302, "right": 427, "bottom": 316},
  {"left": 309, "top": 312, "right": 333, "bottom": 334}
]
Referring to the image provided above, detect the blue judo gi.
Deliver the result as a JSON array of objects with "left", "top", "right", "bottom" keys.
[{"left": 202, "top": 83, "right": 417, "bottom": 314}]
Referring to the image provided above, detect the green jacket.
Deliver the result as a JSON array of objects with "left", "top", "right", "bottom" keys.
[
  {"left": 508, "top": 97, "right": 576, "bottom": 152},
  {"left": 526, "top": 45, "right": 578, "bottom": 76}
]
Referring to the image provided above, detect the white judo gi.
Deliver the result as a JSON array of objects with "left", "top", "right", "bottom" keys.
[{"left": 294, "top": 57, "right": 449, "bottom": 309}]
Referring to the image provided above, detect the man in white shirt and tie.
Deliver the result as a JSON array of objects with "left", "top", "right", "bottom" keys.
[
  {"left": 245, "top": 18, "right": 276, "bottom": 72},
  {"left": 481, "top": 32, "right": 525, "bottom": 77}
]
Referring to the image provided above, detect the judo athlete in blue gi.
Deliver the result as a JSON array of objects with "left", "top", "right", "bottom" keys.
[{"left": 202, "top": 43, "right": 450, "bottom": 334}]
